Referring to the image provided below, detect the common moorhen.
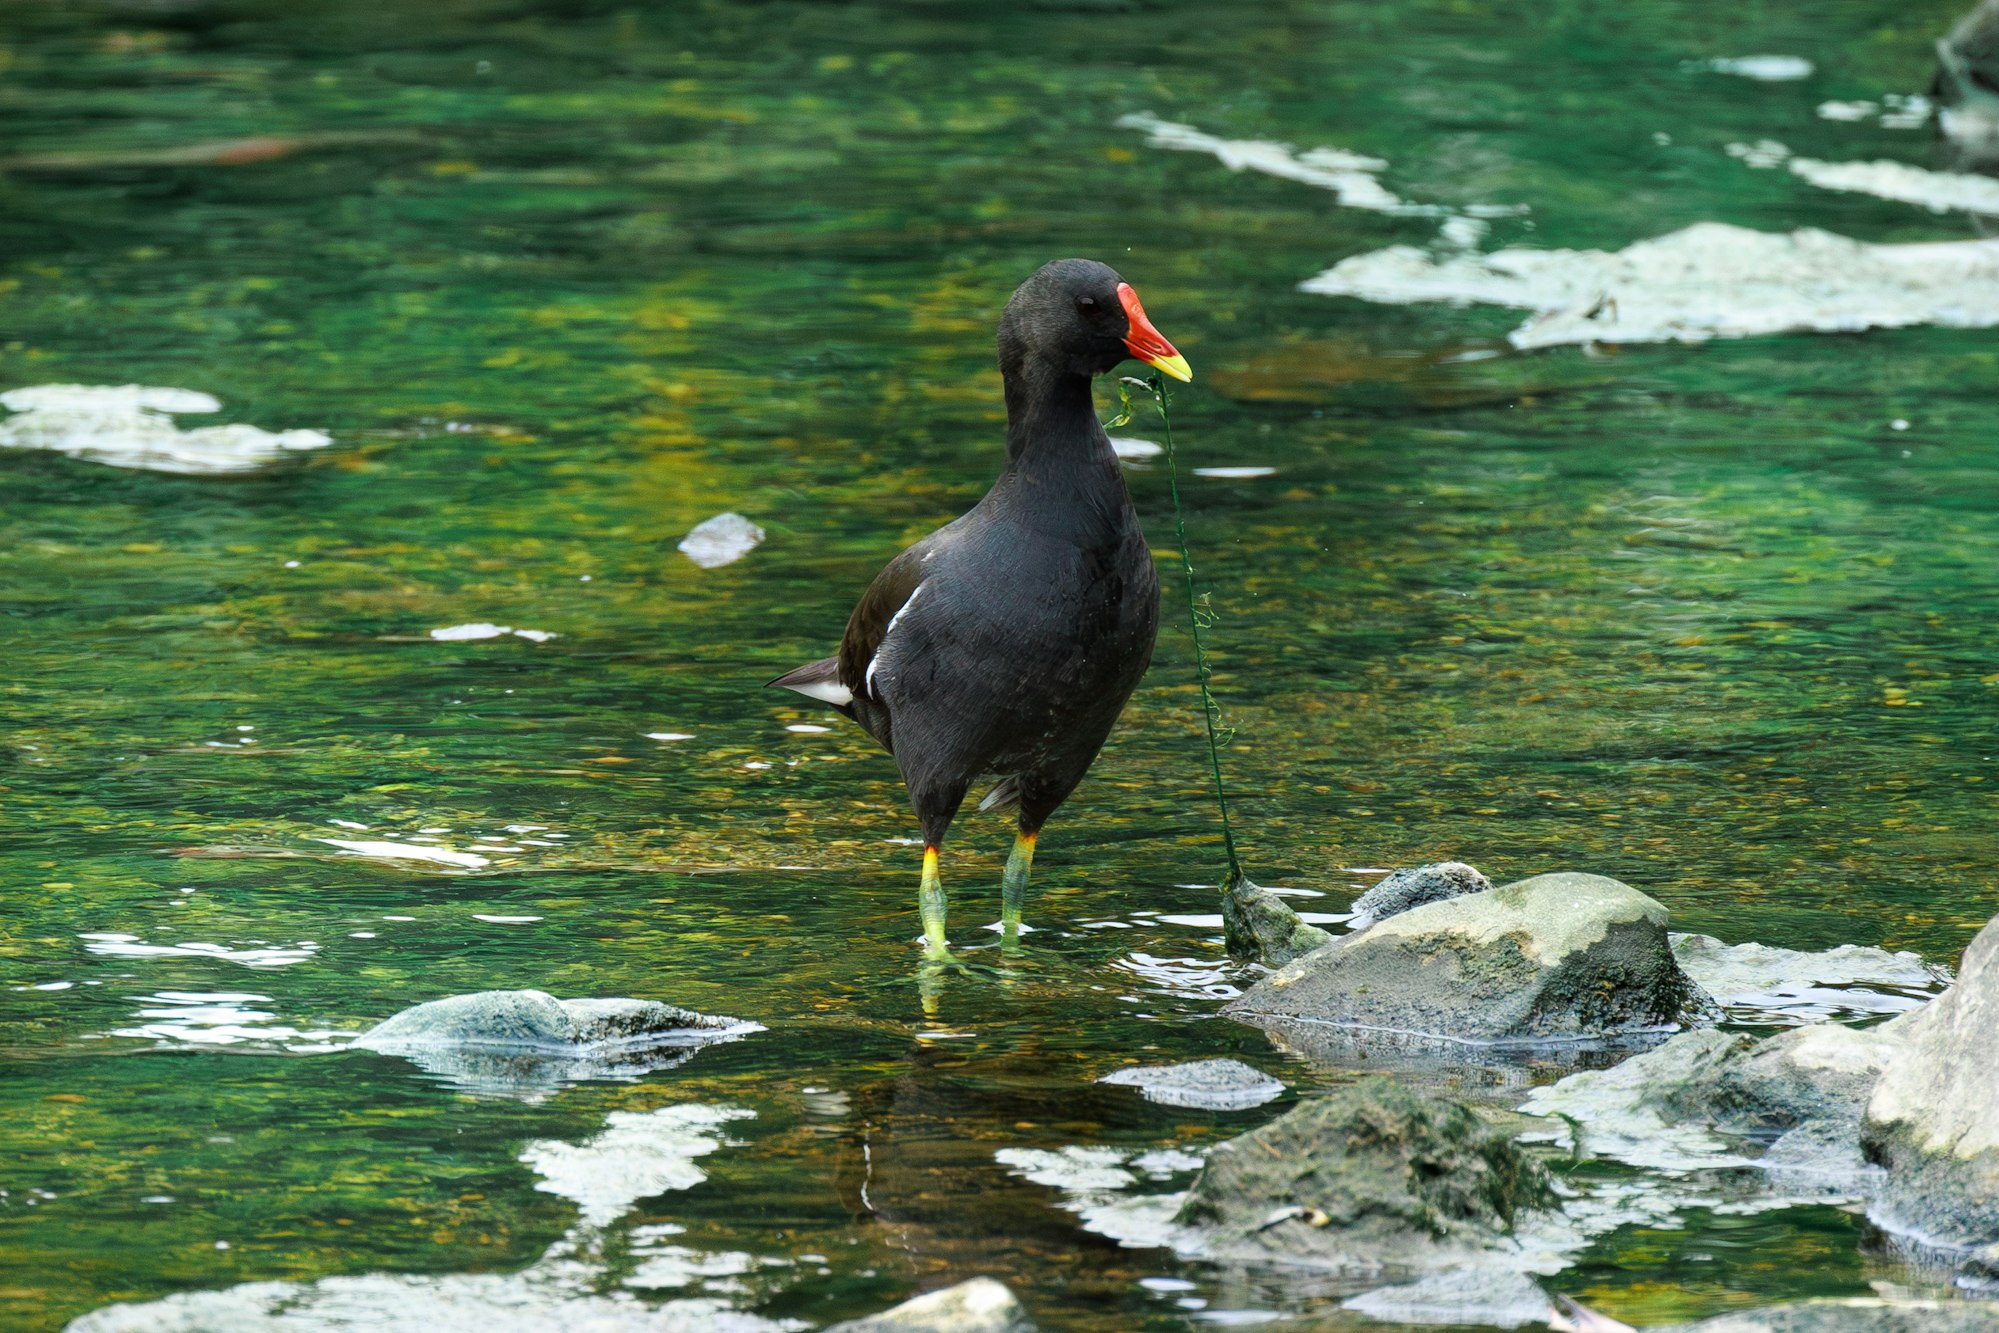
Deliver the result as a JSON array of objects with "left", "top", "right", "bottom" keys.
[{"left": 772, "top": 258, "right": 1191, "bottom": 958}]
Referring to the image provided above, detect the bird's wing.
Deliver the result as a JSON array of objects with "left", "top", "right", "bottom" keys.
[
  {"left": 836, "top": 539, "right": 935, "bottom": 705},
  {"left": 833, "top": 518, "right": 971, "bottom": 704}
]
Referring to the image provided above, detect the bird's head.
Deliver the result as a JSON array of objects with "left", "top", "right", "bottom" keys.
[{"left": 997, "top": 258, "right": 1192, "bottom": 385}]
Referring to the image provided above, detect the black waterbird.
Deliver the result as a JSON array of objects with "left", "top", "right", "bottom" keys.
[{"left": 772, "top": 259, "right": 1192, "bottom": 958}]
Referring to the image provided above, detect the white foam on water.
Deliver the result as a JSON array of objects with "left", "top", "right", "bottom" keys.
[
  {"left": 110, "top": 991, "right": 348, "bottom": 1051},
  {"left": 1788, "top": 156, "right": 1999, "bottom": 214},
  {"left": 1117, "top": 112, "right": 1450, "bottom": 217},
  {"left": 679, "top": 512, "right": 765, "bottom": 568},
  {"left": 1302, "top": 222, "right": 1999, "bottom": 347},
  {"left": 427, "top": 623, "right": 558, "bottom": 643},
  {"left": 1693, "top": 55, "right": 1814, "bottom": 81},
  {"left": 78, "top": 933, "right": 319, "bottom": 969},
  {"left": 316, "top": 838, "right": 492, "bottom": 869},
  {"left": 1729, "top": 137, "right": 1999, "bottom": 214},
  {"left": 0, "top": 384, "right": 332, "bottom": 474},
  {"left": 1110, "top": 436, "right": 1164, "bottom": 461}
]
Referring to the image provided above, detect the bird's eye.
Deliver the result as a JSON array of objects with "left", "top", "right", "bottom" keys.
[{"left": 1075, "top": 295, "right": 1096, "bottom": 311}]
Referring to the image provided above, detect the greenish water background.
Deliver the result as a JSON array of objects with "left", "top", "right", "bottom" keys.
[{"left": 3, "top": 0, "right": 1996, "bottom": 1327}]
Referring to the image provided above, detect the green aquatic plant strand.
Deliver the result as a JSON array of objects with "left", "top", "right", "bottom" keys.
[{"left": 1146, "top": 373, "right": 1245, "bottom": 889}]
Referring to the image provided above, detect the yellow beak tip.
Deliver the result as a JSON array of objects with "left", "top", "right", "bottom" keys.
[{"left": 1148, "top": 353, "right": 1193, "bottom": 383}]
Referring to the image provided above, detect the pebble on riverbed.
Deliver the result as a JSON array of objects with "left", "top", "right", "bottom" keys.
[{"left": 1096, "top": 1058, "right": 1286, "bottom": 1111}]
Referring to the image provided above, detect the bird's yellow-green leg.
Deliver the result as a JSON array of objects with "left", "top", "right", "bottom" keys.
[
  {"left": 918, "top": 845, "right": 953, "bottom": 960},
  {"left": 1000, "top": 831, "right": 1036, "bottom": 944}
]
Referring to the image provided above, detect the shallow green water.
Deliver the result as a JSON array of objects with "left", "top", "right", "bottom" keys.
[{"left": 4, "top": 0, "right": 1999, "bottom": 1328}]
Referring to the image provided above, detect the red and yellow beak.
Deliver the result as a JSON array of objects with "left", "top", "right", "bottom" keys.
[{"left": 1117, "top": 282, "right": 1192, "bottom": 383}]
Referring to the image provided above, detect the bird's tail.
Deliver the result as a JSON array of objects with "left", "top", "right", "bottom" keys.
[
  {"left": 978, "top": 776, "right": 1021, "bottom": 812},
  {"left": 768, "top": 657, "right": 855, "bottom": 712}
]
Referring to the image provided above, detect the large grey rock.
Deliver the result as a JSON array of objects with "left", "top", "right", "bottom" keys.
[
  {"left": 353, "top": 990, "right": 758, "bottom": 1100},
  {"left": 1227, "top": 873, "right": 1716, "bottom": 1044},
  {"left": 1174, "top": 1076, "right": 1555, "bottom": 1272},
  {"left": 825, "top": 1278, "right": 1034, "bottom": 1333},
  {"left": 1097, "top": 1058, "right": 1285, "bottom": 1110},
  {"left": 1522, "top": 1023, "right": 1901, "bottom": 1178},
  {"left": 1864, "top": 915, "right": 1999, "bottom": 1263},
  {"left": 1348, "top": 861, "right": 1492, "bottom": 930},
  {"left": 1664, "top": 1298, "right": 1999, "bottom": 1331},
  {"left": 1222, "top": 875, "right": 1331, "bottom": 965}
]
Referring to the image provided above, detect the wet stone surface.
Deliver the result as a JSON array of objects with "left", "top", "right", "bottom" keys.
[{"left": 1095, "top": 1059, "right": 1286, "bottom": 1111}]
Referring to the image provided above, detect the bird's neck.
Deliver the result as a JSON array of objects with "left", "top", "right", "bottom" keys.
[
  {"left": 992, "top": 360, "right": 1128, "bottom": 545},
  {"left": 1001, "top": 360, "right": 1113, "bottom": 477}
]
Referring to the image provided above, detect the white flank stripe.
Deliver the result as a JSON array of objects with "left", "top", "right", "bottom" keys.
[{"left": 866, "top": 582, "right": 927, "bottom": 700}]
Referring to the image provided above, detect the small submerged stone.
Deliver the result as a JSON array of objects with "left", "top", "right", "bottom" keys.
[
  {"left": 679, "top": 512, "right": 765, "bottom": 568},
  {"left": 824, "top": 1277, "right": 1034, "bottom": 1333},
  {"left": 1097, "top": 1058, "right": 1286, "bottom": 1111}
]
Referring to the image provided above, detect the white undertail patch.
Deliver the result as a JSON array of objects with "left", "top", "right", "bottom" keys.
[
  {"left": 786, "top": 678, "right": 853, "bottom": 706},
  {"left": 865, "top": 581, "right": 927, "bottom": 700}
]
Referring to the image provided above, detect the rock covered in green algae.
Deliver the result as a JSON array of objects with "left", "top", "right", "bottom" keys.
[
  {"left": 824, "top": 1277, "right": 1034, "bottom": 1333},
  {"left": 1863, "top": 913, "right": 1999, "bottom": 1269},
  {"left": 1222, "top": 875, "right": 1331, "bottom": 965},
  {"left": 1226, "top": 873, "right": 1717, "bottom": 1044},
  {"left": 1174, "top": 1076, "right": 1555, "bottom": 1272},
  {"left": 1665, "top": 1299, "right": 1999, "bottom": 1331}
]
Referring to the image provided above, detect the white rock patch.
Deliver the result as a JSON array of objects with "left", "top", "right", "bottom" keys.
[{"left": 679, "top": 512, "right": 765, "bottom": 568}]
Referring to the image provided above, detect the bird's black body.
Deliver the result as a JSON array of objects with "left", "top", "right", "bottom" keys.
[{"left": 773, "top": 259, "right": 1186, "bottom": 951}]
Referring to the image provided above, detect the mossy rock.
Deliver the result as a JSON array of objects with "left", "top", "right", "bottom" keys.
[
  {"left": 1177, "top": 1076, "right": 1555, "bottom": 1272},
  {"left": 1227, "top": 873, "right": 1717, "bottom": 1044}
]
